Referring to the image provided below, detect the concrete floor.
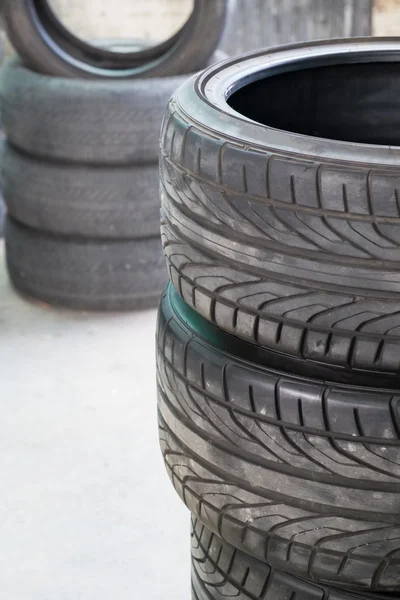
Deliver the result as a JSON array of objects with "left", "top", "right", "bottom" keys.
[{"left": 0, "top": 243, "right": 189, "bottom": 599}]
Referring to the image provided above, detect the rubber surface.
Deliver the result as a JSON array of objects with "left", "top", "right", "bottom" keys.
[
  {"left": 0, "top": 53, "right": 228, "bottom": 165},
  {"left": 1, "top": 143, "right": 160, "bottom": 239},
  {"left": 157, "top": 283, "right": 400, "bottom": 592},
  {"left": 190, "top": 518, "right": 390, "bottom": 600},
  {"left": 0, "top": 192, "right": 5, "bottom": 237},
  {"left": 0, "top": 136, "right": 5, "bottom": 237},
  {"left": 6, "top": 217, "right": 167, "bottom": 311},
  {"left": 3, "top": 0, "right": 229, "bottom": 78},
  {"left": 160, "top": 39, "right": 400, "bottom": 377}
]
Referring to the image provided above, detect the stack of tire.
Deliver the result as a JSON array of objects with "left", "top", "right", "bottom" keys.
[
  {"left": 157, "top": 38, "right": 400, "bottom": 598},
  {"left": 0, "top": 28, "right": 5, "bottom": 236},
  {"left": 0, "top": 0, "right": 229, "bottom": 310}
]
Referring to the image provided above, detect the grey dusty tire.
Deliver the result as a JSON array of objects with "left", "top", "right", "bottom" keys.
[
  {"left": 191, "top": 519, "right": 387, "bottom": 600},
  {"left": 1, "top": 144, "right": 160, "bottom": 239},
  {"left": 157, "top": 283, "right": 400, "bottom": 592},
  {"left": 6, "top": 217, "right": 167, "bottom": 311},
  {"left": 0, "top": 53, "right": 228, "bottom": 165},
  {"left": 3, "top": 0, "right": 229, "bottom": 78},
  {"left": 160, "top": 38, "right": 400, "bottom": 377},
  {"left": 0, "top": 137, "right": 5, "bottom": 237},
  {"left": 0, "top": 193, "right": 5, "bottom": 237}
]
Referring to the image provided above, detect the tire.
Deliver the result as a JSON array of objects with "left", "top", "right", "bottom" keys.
[
  {"left": 160, "top": 38, "right": 400, "bottom": 377},
  {"left": 0, "top": 193, "right": 5, "bottom": 237},
  {"left": 0, "top": 136, "right": 5, "bottom": 237},
  {"left": 157, "top": 283, "right": 400, "bottom": 592},
  {"left": 5, "top": 217, "right": 167, "bottom": 311},
  {"left": 190, "top": 518, "right": 384, "bottom": 600},
  {"left": 1, "top": 143, "right": 160, "bottom": 239},
  {"left": 0, "top": 52, "right": 228, "bottom": 165},
  {"left": 3, "top": 0, "right": 229, "bottom": 78}
]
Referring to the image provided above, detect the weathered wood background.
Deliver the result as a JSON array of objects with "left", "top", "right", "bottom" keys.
[
  {"left": 374, "top": 0, "right": 400, "bottom": 35},
  {"left": 223, "top": 0, "right": 373, "bottom": 55}
]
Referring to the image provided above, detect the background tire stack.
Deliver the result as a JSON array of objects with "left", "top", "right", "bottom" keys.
[
  {"left": 0, "top": 29, "right": 4, "bottom": 237},
  {"left": 156, "top": 39, "right": 400, "bottom": 597},
  {"left": 0, "top": 0, "right": 229, "bottom": 310},
  {"left": 0, "top": 1, "right": 380, "bottom": 243}
]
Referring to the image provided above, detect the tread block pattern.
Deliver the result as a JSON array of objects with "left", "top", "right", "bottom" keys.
[
  {"left": 157, "top": 288, "right": 400, "bottom": 590},
  {"left": 191, "top": 518, "right": 374, "bottom": 600},
  {"left": 157, "top": 295, "right": 400, "bottom": 481},
  {"left": 0, "top": 60, "right": 191, "bottom": 164},
  {"left": 1, "top": 144, "right": 160, "bottom": 238},
  {"left": 5, "top": 217, "right": 167, "bottom": 311},
  {"left": 162, "top": 153, "right": 400, "bottom": 261},
  {"left": 162, "top": 218, "right": 400, "bottom": 374},
  {"left": 162, "top": 107, "right": 400, "bottom": 220},
  {"left": 161, "top": 416, "right": 400, "bottom": 591},
  {"left": 160, "top": 103, "right": 400, "bottom": 374},
  {"left": 160, "top": 415, "right": 400, "bottom": 590}
]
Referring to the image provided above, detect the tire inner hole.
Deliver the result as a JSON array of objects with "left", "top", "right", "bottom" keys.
[{"left": 228, "top": 62, "right": 400, "bottom": 146}]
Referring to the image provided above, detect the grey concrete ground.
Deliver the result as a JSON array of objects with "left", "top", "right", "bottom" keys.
[{"left": 0, "top": 243, "right": 189, "bottom": 600}]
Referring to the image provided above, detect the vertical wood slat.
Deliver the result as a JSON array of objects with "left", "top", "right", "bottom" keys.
[
  {"left": 373, "top": 0, "right": 400, "bottom": 36},
  {"left": 222, "top": 0, "right": 373, "bottom": 56}
]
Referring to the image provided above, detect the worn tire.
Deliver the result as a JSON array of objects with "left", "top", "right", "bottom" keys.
[
  {"left": 6, "top": 217, "right": 167, "bottom": 311},
  {"left": 0, "top": 53, "right": 228, "bottom": 165},
  {"left": 3, "top": 0, "right": 229, "bottom": 78},
  {"left": 160, "top": 38, "right": 400, "bottom": 377},
  {"left": 0, "top": 136, "right": 5, "bottom": 237},
  {"left": 0, "top": 192, "right": 5, "bottom": 237},
  {"left": 190, "top": 518, "right": 386, "bottom": 600},
  {"left": 157, "top": 283, "right": 400, "bottom": 591},
  {"left": 1, "top": 143, "right": 160, "bottom": 239}
]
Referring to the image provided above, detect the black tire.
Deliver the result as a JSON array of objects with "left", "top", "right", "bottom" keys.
[
  {"left": 160, "top": 38, "right": 400, "bottom": 377},
  {"left": 3, "top": 0, "right": 229, "bottom": 78},
  {"left": 157, "top": 283, "right": 400, "bottom": 592},
  {"left": 0, "top": 53, "right": 228, "bottom": 165},
  {"left": 0, "top": 193, "right": 5, "bottom": 237},
  {"left": 6, "top": 217, "right": 167, "bottom": 311},
  {"left": 1, "top": 143, "right": 160, "bottom": 239},
  {"left": 0, "top": 136, "right": 5, "bottom": 237},
  {"left": 190, "top": 518, "right": 385, "bottom": 600}
]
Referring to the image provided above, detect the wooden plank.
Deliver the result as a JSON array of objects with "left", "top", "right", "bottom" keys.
[
  {"left": 222, "top": 0, "right": 373, "bottom": 56},
  {"left": 373, "top": 0, "right": 400, "bottom": 35},
  {"left": 352, "top": 0, "right": 375, "bottom": 35}
]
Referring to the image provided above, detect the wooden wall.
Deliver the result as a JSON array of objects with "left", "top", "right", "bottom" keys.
[
  {"left": 373, "top": 0, "right": 400, "bottom": 35},
  {"left": 223, "top": 0, "right": 373, "bottom": 55}
]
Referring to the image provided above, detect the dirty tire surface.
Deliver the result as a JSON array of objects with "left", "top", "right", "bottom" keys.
[
  {"left": 190, "top": 518, "right": 389, "bottom": 600},
  {"left": 6, "top": 217, "right": 167, "bottom": 311},
  {"left": 157, "top": 283, "right": 400, "bottom": 592},
  {"left": 2, "top": 0, "right": 229, "bottom": 78},
  {"left": 2, "top": 143, "right": 160, "bottom": 239},
  {"left": 160, "top": 40, "right": 400, "bottom": 377},
  {"left": 0, "top": 58, "right": 194, "bottom": 164},
  {"left": 0, "top": 52, "right": 228, "bottom": 165}
]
